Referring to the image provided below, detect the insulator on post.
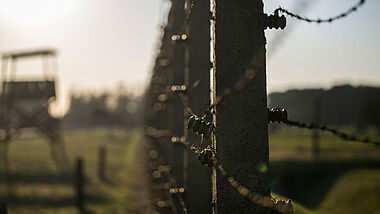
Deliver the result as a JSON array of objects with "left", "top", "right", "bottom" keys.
[
  {"left": 265, "top": 11, "right": 286, "bottom": 30},
  {"left": 171, "top": 33, "right": 188, "bottom": 45},
  {"left": 171, "top": 136, "right": 186, "bottom": 144},
  {"left": 169, "top": 187, "right": 185, "bottom": 194},
  {"left": 171, "top": 85, "right": 187, "bottom": 93},
  {"left": 158, "top": 58, "right": 170, "bottom": 67},
  {"left": 158, "top": 94, "right": 168, "bottom": 102},
  {"left": 268, "top": 107, "right": 288, "bottom": 123},
  {"left": 192, "top": 119, "right": 203, "bottom": 133},
  {"left": 187, "top": 115, "right": 214, "bottom": 138},
  {"left": 156, "top": 200, "right": 168, "bottom": 208},
  {"left": 197, "top": 146, "right": 214, "bottom": 167}
]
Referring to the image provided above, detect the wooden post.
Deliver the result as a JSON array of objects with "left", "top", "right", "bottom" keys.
[
  {"left": 212, "top": 0, "right": 270, "bottom": 213},
  {"left": 75, "top": 158, "right": 85, "bottom": 214},
  {"left": 98, "top": 146, "right": 106, "bottom": 181}
]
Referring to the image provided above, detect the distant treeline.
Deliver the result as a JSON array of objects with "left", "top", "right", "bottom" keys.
[
  {"left": 63, "top": 91, "right": 142, "bottom": 129},
  {"left": 269, "top": 85, "right": 380, "bottom": 130},
  {"left": 63, "top": 84, "right": 380, "bottom": 130}
]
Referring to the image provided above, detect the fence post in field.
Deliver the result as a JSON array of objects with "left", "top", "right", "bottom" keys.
[
  {"left": 0, "top": 202, "right": 7, "bottom": 214},
  {"left": 211, "top": 0, "right": 270, "bottom": 213},
  {"left": 186, "top": 0, "right": 212, "bottom": 212},
  {"left": 169, "top": 0, "right": 186, "bottom": 188},
  {"left": 75, "top": 158, "right": 85, "bottom": 214},
  {"left": 98, "top": 146, "right": 106, "bottom": 181},
  {"left": 312, "top": 96, "right": 322, "bottom": 160}
]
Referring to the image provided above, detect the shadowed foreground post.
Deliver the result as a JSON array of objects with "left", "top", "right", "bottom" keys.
[
  {"left": 75, "top": 158, "right": 85, "bottom": 214},
  {"left": 213, "top": 0, "right": 270, "bottom": 213},
  {"left": 0, "top": 202, "right": 7, "bottom": 214},
  {"left": 186, "top": 0, "right": 212, "bottom": 213}
]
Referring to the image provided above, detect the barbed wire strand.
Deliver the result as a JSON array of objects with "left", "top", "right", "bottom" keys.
[
  {"left": 147, "top": 140, "right": 189, "bottom": 213},
  {"left": 162, "top": 169, "right": 189, "bottom": 214},
  {"left": 276, "top": 0, "right": 366, "bottom": 23},
  {"left": 175, "top": 192, "right": 188, "bottom": 214},
  {"left": 284, "top": 119, "right": 380, "bottom": 146},
  {"left": 146, "top": 0, "right": 372, "bottom": 212},
  {"left": 204, "top": 48, "right": 265, "bottom": 117},
  {"left": 165, "top": 191, "right": 179, "bottom": 214},
  {"left": 176, "top": 92, "right": 196, "bottom": 116},
  {"left": 149, "top": 158, "right": 178, "bottom": 213},
  {"left": 171, "top": 138, "right": 293, "bottom": 214},
  {"left": 216, "top": 162, "right": 293, "bottom": 214}
]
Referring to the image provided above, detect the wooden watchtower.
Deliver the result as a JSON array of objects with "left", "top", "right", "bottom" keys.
[{"left": 0, "top": 48, "right": 67, "bottom": 170}]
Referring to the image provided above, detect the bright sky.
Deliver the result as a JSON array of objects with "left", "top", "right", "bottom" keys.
[{"left": 0, "top": 0, "right": 379, "bottom": 116}]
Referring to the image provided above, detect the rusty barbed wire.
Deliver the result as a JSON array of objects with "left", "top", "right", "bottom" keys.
[{"left": 276, "top": 0, "right": 366, "bottom": 24}]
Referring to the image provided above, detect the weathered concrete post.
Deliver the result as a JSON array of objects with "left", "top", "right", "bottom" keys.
[
  {"left": 170, "top": 0, "right": 186, "bottom": 188},
  {"left": 212, "top": 0, "right": 270, "bottom": 213},
  {"left": 186, "top": 0, "right": 211, "bottom": 213}
]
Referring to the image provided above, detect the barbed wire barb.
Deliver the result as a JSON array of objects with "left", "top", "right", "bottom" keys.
[
  {"left": 284, "top": 119, "right": 380, "bottom": 146},
  {"left": 276, "top": 0, "right": 366, "bottom": 24}
]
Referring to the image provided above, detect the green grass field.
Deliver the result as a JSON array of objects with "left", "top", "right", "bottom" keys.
[
  {"left": 269, "top": 126, "right": 380, "bottom": 214},
  {"left": 1, "top": 126, "right": 379, "bottom": 214},
  {"left": 0, "top": 128, "right": 148, "bottom": 214}
]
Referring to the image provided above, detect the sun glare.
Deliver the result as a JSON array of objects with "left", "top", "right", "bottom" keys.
[{"left": 0, "top": 0, "right": 79, "bottom": 25}]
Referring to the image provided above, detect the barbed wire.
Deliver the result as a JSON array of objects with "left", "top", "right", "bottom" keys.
[
  {"left": 145, "top": 126, "right": 172, "bottom": 139},
  {"left": 145, "top": 0, "right": 374, "bottom": 212},
  {"left": 162, "top": 169, "right": 188, "bottom": 214},
  {"left": 268, "top": 107, "right": 380, "bottom": 146},
  {"left": 276, "top": 0, "right": 366, "bottom": 23},
  {"left": 147, "top": 141, "right": 189, "bottom": 213},
  {"left": 170, "top": 137, "right": 293, "bottom": 214},
  {"left": 216, "top": 162, "right": 293, "bottom": 214},
  {"left": 284, "top": 119, "right": 380, "bottom": 146},
  {"left": 204, "top": 48, "right": 265, "bottom": 118}
]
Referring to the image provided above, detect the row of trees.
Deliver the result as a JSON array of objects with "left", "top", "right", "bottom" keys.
[
  {"left": 269, "top": 84, "right": 380, "bottom": 130},
  {"left": 62, "top": 84, "right": 380, "bottom": 130},
  {"left": 63, "top": 90, "right": 141, "bottom": 129}
]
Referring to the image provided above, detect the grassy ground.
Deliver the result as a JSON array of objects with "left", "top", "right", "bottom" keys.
[
  {"left": 0, "top": 128, "right": 147, "bottom": 214},
  {"left": 1, "top": 126, "right": 379, "bottom": 214},
  {"left": 269, "top": 126, "right": 380, "bottom": 214},
  {"left": 269, "top": 125, "right": 380, "bottom": 161}
]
